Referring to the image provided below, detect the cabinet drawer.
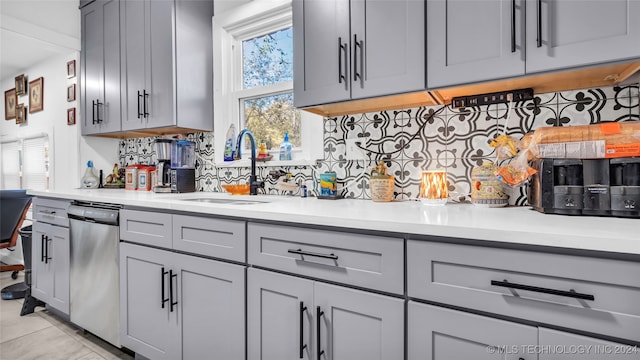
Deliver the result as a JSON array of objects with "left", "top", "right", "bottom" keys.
[
  {"left": 248, "top": 223, "right": 404, "bottom": 294},
  {"left": 407, "top": 241, "right": 640, "bottom": 342},
  {"left": 172, "top": 215, "right": 245, "bottom": 262},
  {"left": 33, "top": 198, "right": 70, "bottom": 227},
  {"left": 120, "top": 209, "right": 172, "bottom": 248}
]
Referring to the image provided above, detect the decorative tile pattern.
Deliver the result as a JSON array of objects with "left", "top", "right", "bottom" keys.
[{"left": 119, "top": 83, "right": 640, "bottom": 205}]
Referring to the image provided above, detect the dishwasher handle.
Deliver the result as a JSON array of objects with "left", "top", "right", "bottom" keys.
[{"left": 68, "top": 204, "right": 119, "bottom": 226}]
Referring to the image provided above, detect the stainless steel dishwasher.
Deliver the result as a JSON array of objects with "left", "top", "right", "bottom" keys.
[{"left": 68, "top": 201, "right": 121, "bottom": 347}]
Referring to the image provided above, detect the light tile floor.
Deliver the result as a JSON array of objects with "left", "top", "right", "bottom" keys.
[{"left": 0, "top": 270, "right": 134, "bottom": 360}]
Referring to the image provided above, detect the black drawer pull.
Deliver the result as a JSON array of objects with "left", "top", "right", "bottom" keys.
[
  {"left": 288, "top": 249, "right": 338, "bottom": 260},
  {"left": 491, "top": 280, "right": 595, "bottom": 301}
]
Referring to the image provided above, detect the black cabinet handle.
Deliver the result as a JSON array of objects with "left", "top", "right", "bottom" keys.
[
  {"left": 491, "top": 280, "right": 595, "bottom": 301},
  {"left": 92, "top": 100, "right": 96, "bottom": 124},
  {"left": 41, "top": 234, "right": 45, "bottom": 263},
  {"left": 338, "top": 37, "right": 347, "bottom": 84},
  {"left": 536, "top": 0, "right": 542, "bottom": 48},
  {"left": 143, "top": 90, "right": 149, "bottom": 118},
  {"left": 353, "top": 34, "right": 362, "bottom": 82},
  {"left": 288, "top": 249, "right": 338, "bottom": 260},
  {"left": 316, "top": 306, "right": 325, "bottom": 359},
  {"left": 299, "top": 302, "right": 308, "bottom": 359},
  {"left": 511, "top": 0, "right": 516, "bottom": 53},
  {"left": 137, "top": 91, "right": 142, "bottom": 119},
  {"left": 45, "top": 236, "right": 51, "bottom": 264},
  {"left": 161, "top": 267, "right": 169, "bottom": 309},
  {"left": 95, "top": 100, "right": 103, "bottom": 123},
  {"left": 169, "top": 269, "right": 178, "bottom": 312}
]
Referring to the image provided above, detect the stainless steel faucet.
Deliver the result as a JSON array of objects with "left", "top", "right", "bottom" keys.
[{"left": 235, "top": 129, "right": 264, "bottom": 195}]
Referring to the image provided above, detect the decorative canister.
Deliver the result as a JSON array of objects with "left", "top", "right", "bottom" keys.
[
  {"left": 370, "top": 177, "right": 395, "bottom": 202},
  {"left": 125, "top": 165, "right": 139, "bottom": 190},
  {"left": 319, "top": 172, "right": 337, "bottom": 199},
  {"left": 369, "top": 161, "right": 394, "bottom": 202},
  {"left": 471, "top": 161, "right": 508, "bottom": 207}
]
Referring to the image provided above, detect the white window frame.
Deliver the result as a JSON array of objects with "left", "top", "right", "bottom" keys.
[
  {"left": 1, "top": 134, "right": 50, "bottom": 191},
  {"left": 213, "top": 0, "right": 323, "bottom": 166}
]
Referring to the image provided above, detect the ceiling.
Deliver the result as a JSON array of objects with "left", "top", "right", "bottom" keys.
[{"left": 0, "top": 0, "right": 81, "bottom": 82}]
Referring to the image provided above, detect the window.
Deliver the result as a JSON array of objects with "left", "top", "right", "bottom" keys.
[
  {"left": 1, "top": 135, "right": 49, "bottom": 190},
  {"left": 213, "top": 0, "right": 322, "bottom": 164}
]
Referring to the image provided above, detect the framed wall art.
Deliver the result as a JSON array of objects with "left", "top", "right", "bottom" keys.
[
  {"left": 67, "top": 60, "right": 76, "bottom": 79},
  {"left": 15, "top": 74, "right": 27, "bottom": 96},
  {"left": 15, "top": 104, "right": 26, "bottom": 124},
  {"left": 67, "top": 84, "right": 76, "bottom": 102},
  {"left": 67, "top": 107, "right": 76, "bottom": 125},
  {"left": 4, "top": 88, "right": 16, "bottom": 120},
  {"left": 29, "top": 77, "right": 44, "bottom": 113}
]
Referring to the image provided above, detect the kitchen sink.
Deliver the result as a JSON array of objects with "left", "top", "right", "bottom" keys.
[{"left": 178, "top": 198, "right": 268, "bottom": 205}]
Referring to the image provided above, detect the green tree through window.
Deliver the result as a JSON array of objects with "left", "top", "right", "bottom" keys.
[{"left": 241, "top": 27, "right": 301, "bottom": 150}]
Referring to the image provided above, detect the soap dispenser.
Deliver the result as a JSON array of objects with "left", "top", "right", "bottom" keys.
[
  {"left": 279, "top": 132, "right": 292, "bottom": 161},
  {"left": 81, "top": 161, "right": 99, "bottom": 189}
]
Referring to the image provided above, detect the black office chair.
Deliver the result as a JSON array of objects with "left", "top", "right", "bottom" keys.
[{"left": 0, "top": 190, "right": 33, "bottom": 300}]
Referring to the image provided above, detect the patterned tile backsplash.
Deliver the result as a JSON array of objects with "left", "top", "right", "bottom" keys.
[{"left": 120, "top": 83, "right": 640, "bottom": 205}]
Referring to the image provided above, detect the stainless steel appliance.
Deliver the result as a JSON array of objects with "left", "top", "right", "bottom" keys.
[
  {"left": 154, "top": 139, "right": 173, "bottom": 193},
  {"left": 68, "top": 202, "right": 122, "bottom": 347},
  {"left": 528, "top": 157, "right": 640, "bottom": 218}
]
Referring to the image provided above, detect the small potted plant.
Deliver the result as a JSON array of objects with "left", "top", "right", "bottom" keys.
[{"left": 369, "top": 161, "right": 395, "bottom": 202}]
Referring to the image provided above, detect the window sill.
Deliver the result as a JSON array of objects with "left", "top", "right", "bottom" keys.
[{"left": 214, "top": 159, "right": 317, "bottom": 168}]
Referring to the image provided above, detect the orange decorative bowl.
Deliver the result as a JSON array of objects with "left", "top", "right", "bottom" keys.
[{"left": 222, "top": 183, "right": 250, "bottom": 195}]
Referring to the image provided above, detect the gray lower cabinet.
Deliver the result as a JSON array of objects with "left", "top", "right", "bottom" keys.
[
  {"left": 247, "top": 268, "right": 404, "bottom": 360},
  {"left": 293, "top": 0, "right": 424, "bottom": 108},
  {"left": 120, "top": 242, "right": 245, "bottom": 360},
  {"left": 539, "top": 328, "right": 640, "bottom": 360},
  {"left": 427, "top": 0, "right": 525, "bottom": 88},
  {"left": 408, "top": 302, "right": 537, "bottom": 360},
  {"left": 80, "top": 0, "right": 121, "bottom": 135},
  {"left": 120, "top": 0, "right": 213, "bottom": 132},
  {"left": 409, "top": 303, "right": 640, "bottom": 360},
  {"left": 526, "top": 0, "right": 640, "bottom": 73},
  {"left": 31, "top": 222, "right": 70, "bottom": 315}
]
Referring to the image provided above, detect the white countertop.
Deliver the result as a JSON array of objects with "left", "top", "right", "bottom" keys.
[{"left": 28, "top": 189, "right": 640, "bottom": 255}]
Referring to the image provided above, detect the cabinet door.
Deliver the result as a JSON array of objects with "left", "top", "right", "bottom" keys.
[
  {"left": 293, "top": 0, "right": 350, "bottom": 107},
  {"left": 247, "top": 268, "right": 314, "bottom": 360},
  {"left": 146, "top": 0, "right": 174, "bottom": 129},
  {"left": 315, "top": 282, "right": 404, "bottom": 360},
  {"left": 120, "top": 243, "right": 179, "bottom": 360},
  {"left": 82, "top": 0, "right": 121, "bottom": 135},
  {"left": 48, "top": 225, "right": 70, "bottom": 315},
  {"left": 31, "top": 222, "right": 52, "bottom": 304},
  {"left": 177, "top": 253, "right": 245, "bottom": 360},
  {"left": 100, "top": 0, "right": 121, "bottom": 134},
  {"left": 539, "top": 328, "right": 640, "bottom": 360},
  {"left": 526, "top": 0, "right": 640, "bottom": 73},
  {"left": 121, "top": 0, "right": 148, "bottom": 130},
  {"left": 408, "top": 302, "right": 537, "bottom": 360},
  {"left": 350, "top": 0, "right": 425, "bottom": 99},
  {"left": 80, "top": 1, "right": 103, "bottom": 135},
  {"left": 427, "top": 0, "right": 525, "bottom": 88}
]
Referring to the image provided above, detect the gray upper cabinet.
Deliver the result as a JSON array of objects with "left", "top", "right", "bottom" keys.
[
  {"left": 120, "top": 0, "right": 213, "bottom": 132},
  {"left": 526, "top": 0, "right": 640, "bottom": 74},
  {"left": 80, "top": 0, "right": 122, "bottom": 135},
  {"left": 293, "top": 0, "right": 350, "bottom": 107},
  {"left": 427, "top": 0, "right": 525, "bottom": 88},
  {"left": 293, "top": 0, "right": 425, "bottom": 108}
]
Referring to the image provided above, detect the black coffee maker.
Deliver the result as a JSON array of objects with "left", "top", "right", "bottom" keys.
[{"left": 528, "top": 157, "right": 640, "bottom": 218}]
